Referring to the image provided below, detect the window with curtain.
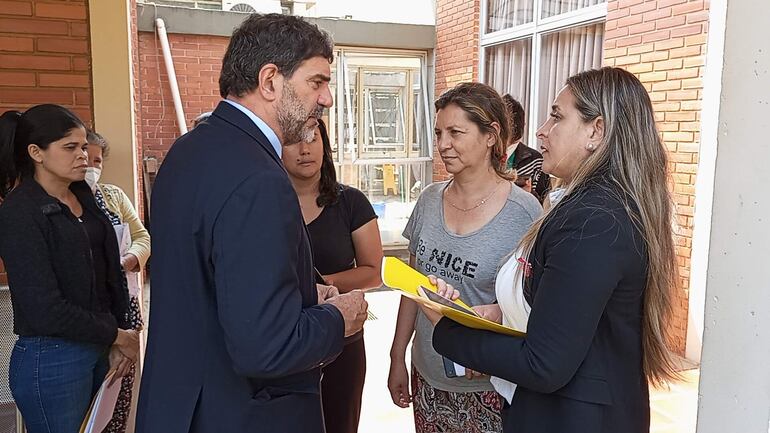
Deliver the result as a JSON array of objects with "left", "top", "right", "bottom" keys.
[
  {"left": 324, "top": 49, "right": 433, "bottom": 246},
  {"left": 481, "top": 0, "right": 607, "bottom": 147}
]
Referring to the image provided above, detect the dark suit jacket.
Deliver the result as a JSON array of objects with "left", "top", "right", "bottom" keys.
[
  {"left": 0, "top": 179, "right": 129, "bottom": 345},
  {"left": 433, "top": 177, "right": 650, "bottom": 433},
  {"left": 135, "top": 101, "right": 345, "bottom": 433}
]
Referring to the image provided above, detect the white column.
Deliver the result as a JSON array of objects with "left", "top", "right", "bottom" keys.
[{"left": 695, "top": 0, "right": 770, "bottom": 431}]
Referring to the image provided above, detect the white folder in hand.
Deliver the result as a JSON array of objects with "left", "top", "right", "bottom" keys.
[{"left": 79, "top": 372, "right": 122, "bottom": 433}]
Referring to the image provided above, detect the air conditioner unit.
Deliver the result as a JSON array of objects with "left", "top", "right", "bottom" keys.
[{"left": 223, "top": 0, "right": 282, "bottom": 13}]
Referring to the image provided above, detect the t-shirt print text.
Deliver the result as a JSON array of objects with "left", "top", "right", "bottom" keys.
[{"left": 415, "top": 239, "right": 478, "bottom": 283}]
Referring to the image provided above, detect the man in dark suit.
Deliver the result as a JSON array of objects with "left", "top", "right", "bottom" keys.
[{"left": 136, "top": 14, "right": 368, "bottom": 433}]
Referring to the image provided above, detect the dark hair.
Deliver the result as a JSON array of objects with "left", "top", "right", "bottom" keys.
[
  {"left": 435, "top": 82, "right": 514, "bottom": 180},
  {"left": 502, "top": 94, "right": 526, "bottom": 143},
  {"left": 0, "top": 104, "right": 85, "bottom": 198},
  {"left": 315, "top": 118, "right": 340, "bottom": 207},
  {"left": 86, "top": 130, "right": 109, "bottom": 158},
  {"left": 219, "top": 14, "right": 334, "bottom": 98}
]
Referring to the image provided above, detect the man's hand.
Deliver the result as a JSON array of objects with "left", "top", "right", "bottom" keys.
[
  {"left": 325, "top": 290, "right": 368, "bottom": 337},
  {"left": 317, "top": 284, "right": 339, "bottom": 302}
]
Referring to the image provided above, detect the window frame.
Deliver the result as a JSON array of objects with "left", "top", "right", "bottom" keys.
[
  {"left": 332, "top": 47, "right": 434, "bottom": 167},
  {"left": 479, "top": 0, "right": 608, "bottom": 147}
]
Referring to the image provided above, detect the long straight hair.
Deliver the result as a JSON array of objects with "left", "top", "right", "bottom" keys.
[{"left": 518, "top": 67, "right": 679, "bottom": 386}]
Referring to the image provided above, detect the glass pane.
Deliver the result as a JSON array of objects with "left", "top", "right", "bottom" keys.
[
  {"left": 536, "top": 23, "right": 604, "bottom": 135},
  {"left": 541, "top": 0, "right": 604, "bottom": 19},
  {"left": 411, "top": 70, "right": 430, "bottom": 158},
  {"left": 484, "top": 38, "right": 533, "bottom": 135},
  {"left": 486, "top": 0, "right": 535, "bottom": 33},
  {"left": 361, "top": 71, "right": 408, "bottom": 158},
  {"left": 337, "top": 162, "right": 428, "bottom": 245},
  {"left": 342, "top": 68, "right": 359, "bottom": 159}
]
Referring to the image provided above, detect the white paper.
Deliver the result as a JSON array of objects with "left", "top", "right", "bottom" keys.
[{"left": 82, "top": 373, "right": 122, "bottom": 433}]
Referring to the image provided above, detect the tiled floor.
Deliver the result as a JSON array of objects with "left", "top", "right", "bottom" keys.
[{"left": 360, "top": 290, "right": 699, "bottom": 433}]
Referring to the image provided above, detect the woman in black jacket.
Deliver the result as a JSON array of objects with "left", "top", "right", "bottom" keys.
[
  {"left": 420, "top": 67, "right": 679, "bottom": 433},
  {"left": 0, "top": 105, "right": 139, "bottom": 433}
]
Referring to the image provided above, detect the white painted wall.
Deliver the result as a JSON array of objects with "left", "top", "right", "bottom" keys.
[
  {"left": 695, "top": 0, "right": 770, "bottom": 431},
  {"left": 307, "top": 0, "right": 435, "bottom": 25},
  {"left": 685, "top": 0, "right": 727, "bottom": 364}
]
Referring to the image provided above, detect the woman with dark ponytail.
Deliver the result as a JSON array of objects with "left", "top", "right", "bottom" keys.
[{"left": 0, "top": 105, "right": 139, "bottom": 433}]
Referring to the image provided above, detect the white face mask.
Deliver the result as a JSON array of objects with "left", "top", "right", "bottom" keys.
[{"left": 85, "top": 167, "right": 101, "bottom": 191}]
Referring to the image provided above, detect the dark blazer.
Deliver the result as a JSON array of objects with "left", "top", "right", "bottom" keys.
[
  {"left": 0, "top": 179, "right": 129, "bottom": 345},
  {"left": 433, "top": 177, "right": 650, "bottom": 433},
  {"left": 135, "top": 101, "right": 345, "bottom": 433}
]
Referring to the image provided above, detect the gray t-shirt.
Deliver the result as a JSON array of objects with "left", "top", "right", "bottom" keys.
[{"left": 403, "top": 180, "right": 542, "bottom": 393}]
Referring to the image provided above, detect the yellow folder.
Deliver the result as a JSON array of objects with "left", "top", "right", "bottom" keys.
[{"left": 381, "top": 257, "right": 525, "bottom": 337}]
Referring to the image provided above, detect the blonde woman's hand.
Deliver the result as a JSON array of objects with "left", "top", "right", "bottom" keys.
[{"left": 472, "top": 304, "right": 503, "bottom": 324}]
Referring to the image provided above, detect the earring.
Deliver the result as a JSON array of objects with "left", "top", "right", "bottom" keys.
[{"left": 587, "top": 143, "right": 595, "bottom": 151}]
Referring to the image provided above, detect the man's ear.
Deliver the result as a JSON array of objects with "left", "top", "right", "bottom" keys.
[{"left": 257, "top": 64, "right": 281, "bottom": 102}]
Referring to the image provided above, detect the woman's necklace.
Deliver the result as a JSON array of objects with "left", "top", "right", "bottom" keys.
[{"left": 444, "top": 179, "right": 504, "bottom": 212}]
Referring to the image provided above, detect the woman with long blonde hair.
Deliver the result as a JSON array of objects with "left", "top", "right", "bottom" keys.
[{"left": 419, "top": 67, "right": 679, "bottom": 433}]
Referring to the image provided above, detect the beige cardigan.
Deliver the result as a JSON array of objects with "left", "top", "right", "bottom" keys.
[{"left": 97, "top": 183, "right": 151, "bottom": 270}]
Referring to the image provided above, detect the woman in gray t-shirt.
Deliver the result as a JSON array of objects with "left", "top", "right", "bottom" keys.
[{"left": 388, "top": 82, "right": 542, "bottom": 433}]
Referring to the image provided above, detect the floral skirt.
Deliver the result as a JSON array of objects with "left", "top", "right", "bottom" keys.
[
  {"left": 411, "top": 366, "right": 503, "bottom": 433},
  {"left": 103, "top": 295, "right": 143, "bottom": 433}
]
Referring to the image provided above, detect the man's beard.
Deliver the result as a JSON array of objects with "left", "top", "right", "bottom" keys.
[{"left": 277, "top": 82, "right": 323, "bottom": 145}]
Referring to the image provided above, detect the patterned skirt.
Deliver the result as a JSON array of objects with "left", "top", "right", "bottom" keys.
[
  {"left": 103, "top": 295, "right": 143, "bottom": 433},
  {"left": 411, "top": 366, "right": 503, "bottom": 433}
]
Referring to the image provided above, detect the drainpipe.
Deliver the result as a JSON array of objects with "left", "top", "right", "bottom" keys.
[{"left": 155, "top": 18, "right": 188, "bottom": 135}]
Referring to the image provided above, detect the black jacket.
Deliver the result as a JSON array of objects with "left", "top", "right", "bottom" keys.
[
  {"left": 434, "top": 178, "right": 650, "bottom": 433},
  {"left": 135, "top": 101, "right": 345, "bottom": 433},
  {"left": 0, "top": 179, "right": 129, "bottom": 346}
]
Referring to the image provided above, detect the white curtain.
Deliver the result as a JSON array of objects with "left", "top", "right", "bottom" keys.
[
  {"left": 536, "top": 22, "right": 604, "bottom": 129},
  {"left": 485, "top": 39, "right": 533, "bottom": 126},
  {"left": 541, "top": 0, "right": 604, "bottom": 19},
  {"left": 486, "top": 0, "right": 534, "bottom": 33}
]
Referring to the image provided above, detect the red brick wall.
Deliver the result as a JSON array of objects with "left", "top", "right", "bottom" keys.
[
  {"left": 0, "top": 0, "right": 93, "bottom": 123},
  {"left": 433, "top": 0, "right": 480, "bottom": 182},
  {"left": 0, "top": 0, "right": 96, "bottom": 285},
  {"left": 137, "top": 31, "right": 226, "bottom": 163},
  {"left": 604, "top": 0, "right": 708, "bottom": 354}
]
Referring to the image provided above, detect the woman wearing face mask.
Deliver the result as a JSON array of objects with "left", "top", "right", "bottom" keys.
[
  {"left": 85, "top": 130, "right": 150, "bottom": 433},
  {"left": 0, "top": 105, "right": 139, "bottom": 433},
  {"left": 388, "top": 83, "right": 541, "bottom": 433},
  {"left": 282, "top": 118, "right": 383, "bottom": 433},
  {"left": 420, "top": 67, "right": 680, "bottom": 433}
]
